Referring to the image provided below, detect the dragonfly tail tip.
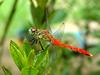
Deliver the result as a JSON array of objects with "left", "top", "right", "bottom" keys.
[{"left": 90, "top": 53, "right": 93, "bottom": 57}]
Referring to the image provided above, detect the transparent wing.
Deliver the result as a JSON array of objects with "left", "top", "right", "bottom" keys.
[
  {"left": 44, "top": 6, "right": 65, "bottom": 41},
  {"left": 50, "top": 23, "right": 65, "bottom": 41}
]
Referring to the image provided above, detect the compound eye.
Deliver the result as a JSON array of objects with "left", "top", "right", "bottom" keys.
[
  {"left": 31, "top": 28, "right": 36, "bottom": 32},
  {"left": 29, "top": 28, "right": 36, "bottom": 34}
]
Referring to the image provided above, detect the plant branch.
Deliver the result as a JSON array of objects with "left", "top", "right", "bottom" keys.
[
  {"left": 0, "top": 0, "right": 18, "bottom": 45},
  {"left": 0, "top": 0, "right": 18, "bottom": 64}
]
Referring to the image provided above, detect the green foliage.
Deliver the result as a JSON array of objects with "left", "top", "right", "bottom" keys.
[
  {"left": 21, "top": 67, "right": 39, "bottom": 75},
  {"left": 91, "top": 31, "right": 100, "bottom": 38},
  {"left": 10, "top": 40, "right": 27, "bottom": 70},
  {"left": 48, "top": 9, "right": 67, "bottom": 24},
  {"left": 27, "top": 50, "right": 35, "bottom": 67},
  {"left": 83, "top": 0, "right": 100, "bottom": 21},
  {"left": 30, "top": 0, "right": 66, "bottom": 29},
  {"left": 1, "top": 66, "right": 12, "bottom": 75},
  {"left": 35, "top": 50, "right": 48, "bottom": 68},
  {"left": 22, "top": 41, "right": 33, "bottom": 56},
  {"left": 0, "top": 0, "right": 3, "bottom": 5},
  {"left": 35, "top": 50, "right": 49, "bottom": 75},
  {"left": 89, "top": 44, "right": 100, "bottom": 55},
  {"left": 88, "top": 71, "right": 100, "bottom": 75},
  {"left": 9, "top": 40, "right": 49, "bottom": 75},
  {"left": 36, "top": 0, "right": 47, "bottom": 8},
  {"left": 30, "top": 0, "right": 48, "bottom": 26}
]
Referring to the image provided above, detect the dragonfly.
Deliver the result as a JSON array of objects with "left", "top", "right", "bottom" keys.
[
  {"left": 28, "top": 27, "right": 93, "bottom": 57},
  {"left": 28, "top": 4, "right": 93, "bottom": 57}
]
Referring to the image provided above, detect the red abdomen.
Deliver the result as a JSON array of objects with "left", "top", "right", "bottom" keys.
[{"left": 51, "top": 39, "right": 93, "bottom": 56}]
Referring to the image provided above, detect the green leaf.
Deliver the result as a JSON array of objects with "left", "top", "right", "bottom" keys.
[
  {"left": 10, "top": 40, "right": 27, "bottom": 70},
  {"left": 88, "top": 71, "right": 100, "bottom": 75},
  {"left": 38, "top": 50, "right": 49, "bottom": 74},
  {"left": 21, "top": 67, "right": 39, "bottom": 75},
  {"left": 35, "top": 50, "right": 48, "bottom": 68},
  {"left": 27, "top": 50, "right": 35, "bottom": 67},
  {"left": 89, "top": 44, "right": 100, "bottom": 55},
  {"left": 1, "top": 66, "right": 12, "bottom": 75},
  {"left": 36, "top": 0, "right": 48, "bottom": 8},
  {"left": 91, "top": 31, "right": 100, "bottom": 38},
  {"left": 23, "top": 40, "right": 32, "bottom": 56},
  {"left": 37, "top": 52, "right": 49, "bottom": 75},
  {"left": 30, "top": 0, "right": 45, "bottom": 26},
  {"left": 0, "top": 0, "right": 3, "bottom": 5}
]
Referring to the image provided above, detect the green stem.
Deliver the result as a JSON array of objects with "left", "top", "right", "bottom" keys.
[{"left": 0, "top": 0, "right": 18, "bottom": 64}]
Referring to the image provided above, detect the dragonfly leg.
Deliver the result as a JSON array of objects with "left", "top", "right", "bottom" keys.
[
  {"left": 45, "top": 43, "right": 51, "bottom": 50},
  {"left": 31, "top": 38, "right": 36, "bottom": 45},
  {"left": 39, "top": 40, "right": 44, "bottom": 50}
]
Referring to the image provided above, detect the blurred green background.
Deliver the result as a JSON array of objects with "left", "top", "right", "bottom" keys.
[{"left": 0, "top": 0, "right": 100, "bottom": 75}]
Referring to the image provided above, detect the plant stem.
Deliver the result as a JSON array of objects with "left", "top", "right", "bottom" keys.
[{"left": 0, "top": 0, "right": 18, "bottom": 64}]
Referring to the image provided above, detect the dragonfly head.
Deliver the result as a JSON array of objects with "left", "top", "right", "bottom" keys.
[
  {"left": 29, "top": 28, "right": 43, "bottom": 39},
  {"left": 29, "top": 27, "right": 37, "bottom": 34},
  {"left": 28, "top": 28, "right": 48, "bottom": 40}
]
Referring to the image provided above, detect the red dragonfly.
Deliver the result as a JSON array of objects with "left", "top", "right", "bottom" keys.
[{"left": 29, "top": 28, "right": 93, "bottom": 57}]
